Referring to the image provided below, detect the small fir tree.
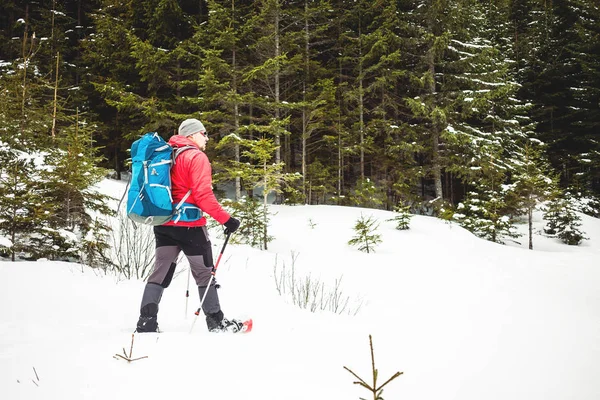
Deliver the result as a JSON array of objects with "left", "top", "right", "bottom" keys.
[
  {"left": 81, "top": 218, "right": 113, "bottom": 269},
  {"left": 0, "top": 146, "right": 55, "bottom": 261},
  {"left": 452, "top": 146, "right": 521, "bottom": 245},
  {"left": 543, "top": 194, "right": 587, "bottom": 246},
  {"left": 453, "top": 188, "right": 521, "bottom": 245},
  {"left": 388, "top": 204, "right": 412, "bottom": 230},
  {"left": 348, "top": 214, "right": 382, "bottom": 253},
  {"left": 349, "top": 178, "right": 386, "bottom": 209},
  {"left": 512, "top": 143, "right": 557, "bottom": 250},
  {"left": 221, "top": 196, "right": 273, "bottom": 250},
  {"left": 306, "top": 160, "right": 336, "bottom": 205},
  {"left": 218, "top": 132, "right": 299, "bottom": 250},
  {"left": 567, "top": 191, "right": 600, "bottom": 218}
]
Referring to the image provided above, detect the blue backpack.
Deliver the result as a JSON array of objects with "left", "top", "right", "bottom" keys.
[{"left": 126, "top": 132, "right": 201, "bottom": 225}]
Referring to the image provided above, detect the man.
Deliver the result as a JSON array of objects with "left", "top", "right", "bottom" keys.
[{"left": 136, "top": 118, "right": 241, "bottom": 333}]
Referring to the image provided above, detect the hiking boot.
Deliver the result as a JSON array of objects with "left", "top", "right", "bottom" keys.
[
  {"left": 136, "top": 316, "right": 158, "bottom": 333},
  {"left": 206, "top": 310, "right": 242, "bottom": 333},
  {"left": 206, "top": 310, "right": 224, "bottom": 331},
  {"left": 209, "top": 318, "right": 244, "bottom": 333}
]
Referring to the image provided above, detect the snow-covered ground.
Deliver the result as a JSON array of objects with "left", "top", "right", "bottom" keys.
[{"left": 1, "top": 179, "right": 599, "bottom": 400}]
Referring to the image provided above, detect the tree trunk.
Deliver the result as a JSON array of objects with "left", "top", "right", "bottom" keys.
[
  {"left": 263, "top": 161, "right": 269, "bottom": 250},
  {"left": 232, "top": 0, "right": 241, "bottom": 200},
  {"left": 528, "top": 206, "right": 533, "bottom": 250},
  {"left": 301, "top": 0, "right": 309, "bottom": 201},
  {"left": 274, "top": 0, "right": 282, "bottom": 204},
  {"left": 51, "top": 52, "right": 59, "bottom": 141},
  {"left": 274, "top": 1, "right": 281, "bottom": 164},
  {"left": 358, "top": 18, "right": 365, "bottom": 181},
  {"left": 10, "top": 166, "right": 17, "bottom": 262},
  {"left": 21, "top": 5, "right": 30, "bottom": 131},
  {"left": 302, "top": 0, "right": 310, "bottom": 204},
  {"left": 336, "top": 3, "right": 343, "bottom": 203},
  {"left": 428, "top": 50, "right": 443, "bottom": 200}
]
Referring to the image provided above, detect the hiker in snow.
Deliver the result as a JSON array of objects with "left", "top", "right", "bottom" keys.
[{"left": 136, "top": 118, "right": 241, "bottom": 333}]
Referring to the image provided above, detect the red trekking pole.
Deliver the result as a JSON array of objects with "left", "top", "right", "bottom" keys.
[{"left": 189, "top": 232, "right": 231, "bottom": 333}]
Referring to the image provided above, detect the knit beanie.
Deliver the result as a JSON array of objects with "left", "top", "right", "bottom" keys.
[{"left": 178, "top": 118, "right": 206, "bottom": 137}]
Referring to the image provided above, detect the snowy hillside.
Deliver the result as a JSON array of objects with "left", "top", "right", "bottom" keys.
[{"left": 1, "top": 179, "right": 599, "bottom": 400}]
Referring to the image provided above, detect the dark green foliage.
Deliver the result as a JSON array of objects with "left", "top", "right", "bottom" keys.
[
  {"left": 348, "top": 214, "right": 382, "bottom": 253},
  {"left": 568, "top": 192, "right": 600, "bottom": 218},
  {"left": 0, "top": 145, "right": 55, "bottom": 261},
  {"left": 543, "top": 194, "right": 588, "bottom": 246},
  {"left": 453, "top": 187, "right": 521, "bottom": 245},
  {"left": 218, "top": 133, "right": 300, "bottom": 248},
  {"left": 305, "top": 160, "right": 336, "bottom": 205},
  {"left": 0, "top": 6, "right": 112, "bottom": 263},
  {"left": 388, "top": 204, "right": 412, "bottom": 230},
  {"left": 0, "top": 0, "right": 599, "bottom": 255},
  {"left": 349, "top": 178, "right": 386, "bottom": 209},
  {"left": 222, "top": 196, "right": 273, "bottom": 250},
  {"left": 0, "top": 116, "right": 112, "bottom": 262},
  {"left": 512, "top": 143, "right": 558, "bottom": 249}
]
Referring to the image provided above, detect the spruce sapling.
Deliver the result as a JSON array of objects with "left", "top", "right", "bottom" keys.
[
  {"left": 344, "top": 335, "right": 403, "bottom": 400},
  {"left": 543, "top": 195, "right": 587, "bottom": 245},
  {"left": 348, "top": 214, "right": 382, "bottom": 253},
  {"left": 388, "top": 204, "right": 412, "bottom": 230},
  {"left": 222, "top": 196, "right": 273, "bottom": 250}
]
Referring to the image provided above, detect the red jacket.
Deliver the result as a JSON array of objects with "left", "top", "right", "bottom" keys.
[{"left": 162, "top": 135, "right": 230, "bottom": 227}]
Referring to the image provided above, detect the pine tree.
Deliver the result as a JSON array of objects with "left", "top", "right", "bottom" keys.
[
  {"left": 401, "top": 0, "right": 460, "bottom": 202},
  {"left": 4, "top": 0, "right": 600, "bottom": 233},
  {"left": 361, "top": 0, "right": 416, "bottom": 209},
  {"left": 42, "top": 112, "right": 113, "bottom": 261},
  {"left": 0, "top": 28, "right": 58, "bottom": 261},
  {"left": 567, "top": 0, "right": 600, "bottom": 196},
  {"left": 348, "top": 214, "right": 382, "bottom": 253},
  {"left": 349, "top": 178, "right": 386, "bottom": 209},
  {"left": 389, "top": 204, "right": 412, "bottom": 230},
  {"left": 300, "top": 78, "right": 339, "bottom": 204},
  {"left": 453, "top": 149, "right": 521, "bottom": 244},
  {"left": 0, "top": 144, "right": 55, "bottom": 261},
  {"left": 242, "top": 0, "right": 296, "bottom": 167},
  {"left": 337, "top": 0, "right": 372, "bottom": 183},
  {"left": 518, "top": 0, "right": 594, "bottom": 193},
  {"left": 82, "top": 0, "right": 146, "bottom": 174},
  {"left": 543, "top": 192, "right": 587, "bottom": 246},
  {"left": 84, "top": 0, "right": 194, "bottom": 173},
  {"left": 295, "top": 1, "right": 338, "bottom": 203},
  {"left": 306, "top": 159, "right": 336, "bottom": 205},
  {"left": 400, "top": 0, "right": 533, "bottom": 211},
  {"left": 221, "top": 196, "right": 273, "bottom": 249},
  {"left": 0, "top": 7, "right": 112, "bottom": 262},
  {"left": 199, "top": 0, "right": 248, "bottom": 199},
  {"left": 512, "top": 142, "right": 557, "bottom": 250},
  {"left": 219, "top": 133, "right": 299, "bottom": 249}
]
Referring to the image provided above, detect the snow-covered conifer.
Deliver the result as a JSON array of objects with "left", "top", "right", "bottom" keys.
[{"left": 348, "top": 214, "right": 382, "bottom": 253}]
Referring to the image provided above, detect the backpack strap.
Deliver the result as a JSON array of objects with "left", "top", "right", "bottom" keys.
[
  {"left": 173, "top": 145, "right": 196, "bottom": 164},
  {"left": 174, "top": 190, "right": 193, "bottom": 213},
  {"left": 172, "top": 201, "right": 202, "bottom": 224},
  {"left": 171, "top": 145, "right": 201, "bottom": 223}
]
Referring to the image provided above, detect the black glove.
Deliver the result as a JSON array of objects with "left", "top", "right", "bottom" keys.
[{"left": 224, "top": 217, "right": 240, "bottom": 234}]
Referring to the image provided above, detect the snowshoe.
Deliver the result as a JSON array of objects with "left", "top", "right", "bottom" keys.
[
  {"left": 209, "top": 318, "right": 253, "bottom": 333},
  {"left": 209, "top": 318, "right": 244, "bottom": 333}
]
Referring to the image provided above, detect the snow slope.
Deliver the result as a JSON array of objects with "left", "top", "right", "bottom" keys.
[{"left": 1, "top": 179, "right": 599, "bottom": 400}]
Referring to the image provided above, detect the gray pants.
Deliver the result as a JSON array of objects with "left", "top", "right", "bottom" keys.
[{"left": 139, "top": 225, "right": 221, "bottom": 319}]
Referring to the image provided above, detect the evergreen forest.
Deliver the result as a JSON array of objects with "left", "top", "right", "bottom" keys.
[{"left": 1, "top": 0, "right": 599, "bottom": 261}]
